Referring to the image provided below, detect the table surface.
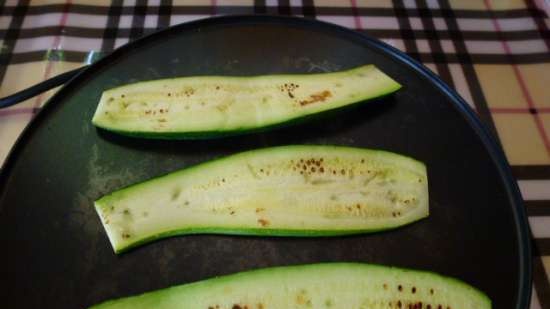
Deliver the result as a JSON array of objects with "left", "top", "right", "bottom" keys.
[{"left": 0, "top": 0, "right": 549, "bottom": 307}]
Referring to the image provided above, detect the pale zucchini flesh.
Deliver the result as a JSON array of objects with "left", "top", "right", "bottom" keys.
[
  {"left": 91, "top": 65, "right": 401, "bottom": 138},
  {"left": 95, "top": 145, "right": 428, "bottom": 253},
  {"left": 88, "top": 263, "right": 490, "bottom": 309}
]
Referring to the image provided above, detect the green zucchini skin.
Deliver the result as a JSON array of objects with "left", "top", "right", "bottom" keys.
[
  {"left": 94, "top": 145, "right": 428, "bottom": 254},
  {"left": 91, "top": 65, "right": 401, "bottom": 139},
  {"left": 88, "top": 263, "right": 491, "bottom": 309}
]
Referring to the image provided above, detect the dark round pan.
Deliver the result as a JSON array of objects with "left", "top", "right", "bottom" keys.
[{"left": 0, "top": 15, "right": 530, "bottom": 309}]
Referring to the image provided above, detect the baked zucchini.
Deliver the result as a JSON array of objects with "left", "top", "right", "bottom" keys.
[
  {"left": 95, "top": 145, "right": 428, "bottom": 253},
  {"left": 91, "top": 65, "right": 401, "bottom": 138},
  {"left": 88, "top": 263, "right": 490, "bottom": 309}
]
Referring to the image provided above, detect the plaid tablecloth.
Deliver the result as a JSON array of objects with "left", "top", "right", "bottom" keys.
[{"left": 1, "top": 0, "right": 549, "bottom": 307}]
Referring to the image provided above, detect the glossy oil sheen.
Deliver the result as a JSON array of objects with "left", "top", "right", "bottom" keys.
[{"left": 0, "top": 16, "right": 529, "bottom": 309}]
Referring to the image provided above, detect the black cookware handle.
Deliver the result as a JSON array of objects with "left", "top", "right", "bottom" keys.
[{"left": 0, "top": 66, "right": 88, "bottom": 109}]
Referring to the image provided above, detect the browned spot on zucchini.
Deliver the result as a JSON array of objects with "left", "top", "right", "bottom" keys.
[
  {"left": 299, "top": 90, "right": 332, "bottom": 106},
  {"left": 258, "top": 218, "right": 269, "bottom": 227}
]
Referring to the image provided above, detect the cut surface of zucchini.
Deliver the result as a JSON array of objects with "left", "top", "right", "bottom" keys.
[
  {"left": 89, "top": 263, "right": 490, "bottom": 309},
  {"left": 95, "top": 145, "right": 428, "bottom": 253},
  {"left": 91, "top": 65, "right": 401, "bottom": 138}
]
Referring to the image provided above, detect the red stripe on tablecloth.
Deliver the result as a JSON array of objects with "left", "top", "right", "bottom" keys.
[
  {"left": 0, "top": 107, "right": 40, "bottom": 117},
  {"left": 349, "top": 0, "right": 363, "bottom": 29},
  {"left": 484, "top": 0, "right": 550, "bottom": 156},
  {"left": 31, "top": 0, "right": 72, "bottom": 113},
  {"left": 491, "top": 107, "right": 550, "bottom": 113}
]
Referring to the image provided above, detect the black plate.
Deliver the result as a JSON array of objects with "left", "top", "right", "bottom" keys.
[{"left": 0, "top": 16, "right": 530, "bottom": 308}]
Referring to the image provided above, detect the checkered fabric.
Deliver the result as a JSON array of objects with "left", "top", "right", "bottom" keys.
[{"left": 1, "top": 0, "right": 549, "bottom": 307}]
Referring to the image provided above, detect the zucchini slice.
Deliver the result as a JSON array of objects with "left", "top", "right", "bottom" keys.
[
  {"left": 95, "top": 145, "right": 428, "bottom": 253},
  {"left": 91, "top": 65, "right": 401, "bottom": 138},
  {"left": 88, "top": 263, "right": 490, "bottom": 309}
]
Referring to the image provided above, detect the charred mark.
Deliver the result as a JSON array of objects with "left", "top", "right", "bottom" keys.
[{"left": 299, "top": 90, "right": 332, "bottom": 106}]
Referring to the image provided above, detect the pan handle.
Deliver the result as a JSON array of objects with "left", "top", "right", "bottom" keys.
[{"left": 0, "top": 66, "right": 88, "bottom": 109}]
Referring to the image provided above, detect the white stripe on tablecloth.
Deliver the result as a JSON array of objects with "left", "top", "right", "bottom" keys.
[
  {"left": 14, "top": 36, "right": 55, "bottom": 53},
  {"left": 408, "top": 17, "right": 424, "bottom": 30},
  {"left": 58, "top": 36, "right": 103, "bottom": 52},
  {"left": 530, "top": 284, "right": 542, "bottom": 309},
  {"left": 316, "top": 16, "right": 355, "bottom": 29},
  {"left": 415, "top": 39, "right": 431, "bottom": 53},
  {"left": 498, "top": 17, "right": 538, "bottom": 31},
  {"left": 507, "top": 40, "right": 549, "bottom": 54},
  {"left": 360, "top": 16, "right": 399, "bottom": 30},
  {"left": 440, "top": 39, "right": 456, "bottom": 53},
  {"left": 426, "top": 0, "right": 440, "bottom": 9},
  {"left": 433, "top": 17, "right": 447, "bottom": 30},
  {"left": 0, "top": 15, "right": 13, "bottom": 29},
  {"left": 464, "top": 39, "right": 548, "bottom": 54},
  {"left": 458, "top": 17, "right": 538, "bottom": 32},
  {"left": 424, "top": 63, "right": 438, "bottom": 75},
  {"left": 66, "top": 14, "right": 109, "bottom": 28},
  {"left": 169, "top": 15, "right": 210, "bottom": 26},
  {"left": 380, "top": 38, "right": 405, "bottom": 52},
  {"left": 114, "top": 37, "right": 130, "bottom": 49},
  {"left": 144, "top": 14, "right": 160, "bottom": 29},
  {"left": 529, "top": 217, "right": 550, "bottom": 238},
  {"left": 464, "top": 40, "right": 505, "bottom": 54},
  {"left": 118, "top": 15, "right": 133, "bottom": 29},
  {"left": 518, "top": 180, "right": 550, "bottom": 200},
  {"left": 457, "top": 18, "right": 493, "bottom": 31},
  {"left": 21, "top": 13, "right": 63, "bottom": 29},
  {"left": 403, "top": 0, "right": 417, "bottom": 9}
]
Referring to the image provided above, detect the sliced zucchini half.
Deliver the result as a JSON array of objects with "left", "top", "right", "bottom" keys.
[
  {"left": 89, "top": 263, "right": 490, "bottom": 309},
  {"left": 95, "top": 145, "right": 428, "bottom": 253},
  {"left": 92, "top": 65, "right": 401, "bottom": 138}
]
